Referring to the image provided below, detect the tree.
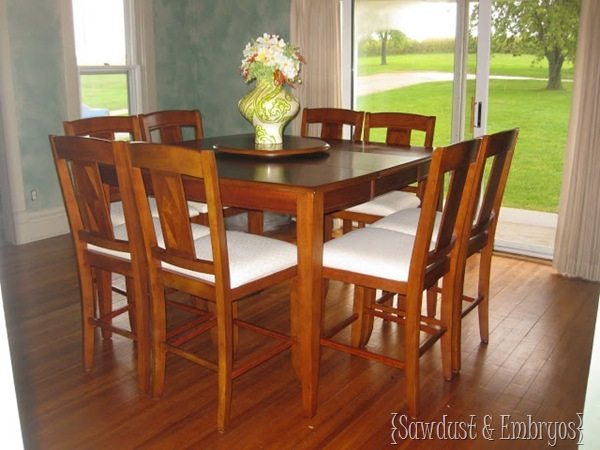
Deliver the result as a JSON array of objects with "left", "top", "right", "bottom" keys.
[
  {"left": 490, "top": 0, "right": 581, "bottom": 90},
  {"left": 375, "top": 30, "right": 409, "bottom": 65}
]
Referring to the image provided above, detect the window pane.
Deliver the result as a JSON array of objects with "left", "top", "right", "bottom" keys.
[
  {"left": 79, "top": 73, "right": 129, "bottom": 117},
  {"left": 72, "top": 0, "right": 126, "bottom": 66},
  {"left": 353, "top": 0, "right": 457, "bottom": 147}
]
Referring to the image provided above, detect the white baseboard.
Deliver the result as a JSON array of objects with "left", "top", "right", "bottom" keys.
[{"left": 13, "top": 206, "right": 69, "bottom": 244}]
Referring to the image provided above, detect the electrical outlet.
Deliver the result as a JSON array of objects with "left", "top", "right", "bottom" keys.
[{"left": 31, "top": 189, "right": 38, "bottom": 201}]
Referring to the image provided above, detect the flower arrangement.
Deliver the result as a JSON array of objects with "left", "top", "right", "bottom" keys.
[{"left": 240, "top": 33, "right": 305, "bottom": 87}]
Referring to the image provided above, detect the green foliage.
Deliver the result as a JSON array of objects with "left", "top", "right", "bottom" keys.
[
  {"left": 490, "top": 0, "right": 580, "bottom": 60},
  {"left": 482, "top": 0, "right": 581, "bottom": 89}
]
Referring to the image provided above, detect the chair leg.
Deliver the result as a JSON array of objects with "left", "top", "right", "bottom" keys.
[
  {"left": 426, "top": 286, "right": 438, "bottom": 318},
  {"left": 129, "top": 277, "right": 150, "bottom": 395},
  {"left": 351, "top": 286, "right": 375, "bottom": 348},
  {"left": 404, "top": 291, "right": 421, "bottom": 418},
  {"left": 151, "top": 285, "right": 167, "bottom": 398},
  {"left": 216, "top": 297, "right": 234, "bottom": 433},
  {"left": 290, "top": 279, "right": 301, "bottom": 381},
  {"left": 477, "top": 247, "right": 492, "bottom": 344},
  {"left": 82, "top": 267, "right": 96, "bottom": 371},
  {"left": 208, "top": 301, "right": 239, "bottom": 351},
  {"left": 96, "top": 269, "right": 113, "bottom": 339},
  {"left": 440, "top": 276, "right": 454, "bottom": 381},
  {"left": 125, "top": 277, "right": 136, "bottom": 334}
]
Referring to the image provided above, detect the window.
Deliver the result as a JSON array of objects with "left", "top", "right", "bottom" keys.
[{"left": 72, "top": 0, "right": 140, "bottom": 117}]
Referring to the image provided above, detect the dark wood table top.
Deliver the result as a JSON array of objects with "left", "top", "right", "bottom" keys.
[{"left": 180, "top": 134, "right": 432, "bottom": 190}]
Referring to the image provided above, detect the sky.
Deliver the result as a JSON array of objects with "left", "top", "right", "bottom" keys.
[
  {"left": 355, "top": 0, "right": 457, "bottom": 42},
  {"left": 72, "top": 0, "right": 126, "bottom": 66}
]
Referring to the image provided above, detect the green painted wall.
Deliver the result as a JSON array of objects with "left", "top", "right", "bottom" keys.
[
  {"left": 7, "top": 0, "right": 67, "bottom": 211},
  {"left": 2, "top": 0, "right": 290, "bottom": 216},
  {"left": 152, "top": 0, "right": 291, "bottom": 137}
]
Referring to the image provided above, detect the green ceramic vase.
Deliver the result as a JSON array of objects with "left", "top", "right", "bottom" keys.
[{"left": 238, "top": 77, "right": 300, "bottom": 145}]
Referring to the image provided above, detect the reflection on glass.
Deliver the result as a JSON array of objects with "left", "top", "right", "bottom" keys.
[
  {"left": 72, "top": 0, "right": 126, "bottom": 66},
  {"left": 353, "top": 0, "right": 457, "bottom": 147}
]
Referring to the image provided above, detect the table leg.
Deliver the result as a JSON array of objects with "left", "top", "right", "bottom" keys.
[{"left": 295, "top": 190, "right": 324, "bottom": 417}]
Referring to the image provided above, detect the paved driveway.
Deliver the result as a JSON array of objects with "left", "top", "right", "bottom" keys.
[{"left": 356, "top": 71, "right": 565, "bottom": 96}]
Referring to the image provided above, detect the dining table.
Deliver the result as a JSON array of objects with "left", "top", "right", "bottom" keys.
[{"left": 178, "top": 133, "right": 433, "bottom": 417}]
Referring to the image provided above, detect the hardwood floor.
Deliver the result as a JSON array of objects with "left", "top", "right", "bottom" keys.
[{"left": 1, "top": 230, "right": 598, "bottom": 449}]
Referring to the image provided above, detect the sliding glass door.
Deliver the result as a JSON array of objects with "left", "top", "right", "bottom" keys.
[
  {"left": 349, "top": 0, "right": 580, "bottom": 258},
  {"left": 352, "top": 0, "right": 462, "bottom": 147}
]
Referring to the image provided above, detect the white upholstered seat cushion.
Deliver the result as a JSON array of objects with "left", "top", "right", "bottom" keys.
[
  {"left": 323, "top": 227, "right": 419, "bottom": 283},
  {"left": 343, "top": 190, "right": 421, "bottom": 216},
  {"left": 161, "top": 231, "right": 297, "bottom": 289},
  {"left": 88, "top": 218, "right": 210, "bottom": 292},
  {"left": 89, "top": 217, "right": 210, "bottom": 257},
  {"left": 110, "top": 198, "right": 209, "bottom": 226},
  {"left": 370, "top": 207, "right": 442, "bottom": 238}
]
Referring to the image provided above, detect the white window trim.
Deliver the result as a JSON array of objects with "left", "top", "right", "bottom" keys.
[{"left": 62, "top": 0, "right": 156, "bottom": 119}]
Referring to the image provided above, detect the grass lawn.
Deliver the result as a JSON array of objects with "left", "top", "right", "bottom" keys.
[
  {"left": 357, "top": 78, "right": 572, "bottom": 212},
  {"left": 79, "top": 53, "right": 571, "bottom": 212},
  {"left": 358, "top": 53, "right": 575, "bottom": 80},
  {"left": 80, "top": 73, "right": 129, "bottom": 111}
]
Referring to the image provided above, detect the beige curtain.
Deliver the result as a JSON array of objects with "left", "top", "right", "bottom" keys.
[
  {"left": 289, "top": 0, "right": 342, "bottom": 134},
  {"left": 553, "top": 0, "right": 600, "bottom": 281}
]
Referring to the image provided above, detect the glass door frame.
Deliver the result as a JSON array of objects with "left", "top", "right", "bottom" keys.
[{"left": 341, "top": 0, "right": 493, "bottom": 142}]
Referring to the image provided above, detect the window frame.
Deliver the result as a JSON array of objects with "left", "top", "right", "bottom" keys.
[{"left": 62, "top": 0, "right": 156, "bottom": 119}]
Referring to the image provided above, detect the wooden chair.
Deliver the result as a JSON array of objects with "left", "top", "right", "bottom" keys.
[
  {"left": 114, "top": 141, "right": 298, "bottom": 431},
  {"left": 137, "top": 109, "right": 251, "bottom": 229},
  {"left": 137, "top": 109, "right": 204, "bottom": 143},
  {"left": 321, "top": 137, "right": 484, "bottom": 417},
  {"left": 63, "top": 115, "right": 141, "bottom": 205},
  {"left": 300, "top": 107, "right": 364, "bottom": 142},
  {"left": 371, "top": 129, "right": 519, "bottom": 371},
  {"left": 331, "top": 112, "right": 436, "bottom": 235},
  {"left": 63, "top": 115, "right": 141, "bottom": 141},
  {"left": 63, "top": 115, "right": 210, "bottom": 299},
  {"left": 49, "top": 135, "right": 150, "bottom": 394}
]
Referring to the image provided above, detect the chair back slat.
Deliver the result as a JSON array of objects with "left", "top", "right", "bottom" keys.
[
  {"left": 411, "top": 138, "right": 482, "bottom": 286},
  {"left": 119, "top": 142, "right": 230, "bottom": 289},
  {"left": 137, "top": 110, "right": 204, "bottom": 143},
  {"left": 470, "top": 128, "right": 519, "bottom": 251},
  {"left": 50, "top": 136, "right": 116, "bottom": 245},
  {"left": 63, "top": 116, "right": 140, "bottom": 141},
  {"left": 301, "top": 107, "right": 364, "bottom": 142},
  {"left": 71, "top": 161, "right": 114, "bottom": 237},
  {"left": 364, "top": 112, "right": 436, "bottom": 148}
]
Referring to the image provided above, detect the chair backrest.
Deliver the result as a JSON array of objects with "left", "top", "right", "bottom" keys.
[
  {"left": 300, "top": 107, "right": 364, "bottom": 142},
  {"left": 115, "top": 141, "right": 231, "bottom": 291},
  {"left": 364, "top": 112, "right": 436, "bottom": 148},
  {"left": 469, "top": 128, "right": 519, "bottom": 255},
  {"left": 137, "top": 109, "right": 204, "bottom": 143},
  {"left": 63, "top": 116, "right": 141, "bottom": 141},
  {"left": 411, "top": 138, "right": 483, "bottom": 288},
  {"left": 49, "top": 135, "right": 132, "bottom": 255}
]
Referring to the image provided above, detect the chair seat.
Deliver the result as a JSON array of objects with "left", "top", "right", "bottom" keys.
[
  {"left": 162, "top": 231, "right": 297, "bottom": 289},
  {"left": 110, "top": 198, "right": 209, "bottom": 226},
  {"left": 89, "top": 219, "right": 210, "bottom": 293},
  {"left": 323, "top": 227, "right": 419, "bottom": 282},
  {"left": 371, "top": 207, "right": 442, "bottom": 237},
  {"left": 344, "top": 190, "right": 420, "bottom": 216}
]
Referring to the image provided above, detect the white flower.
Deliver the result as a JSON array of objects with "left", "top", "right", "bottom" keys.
[{"left": 240, "top": 33, "right": 304, "bottom": 87}]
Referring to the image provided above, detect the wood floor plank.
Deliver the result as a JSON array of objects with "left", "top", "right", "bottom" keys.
[{"left": 1, "top": 234, "right": 598, "bottom": 449}]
